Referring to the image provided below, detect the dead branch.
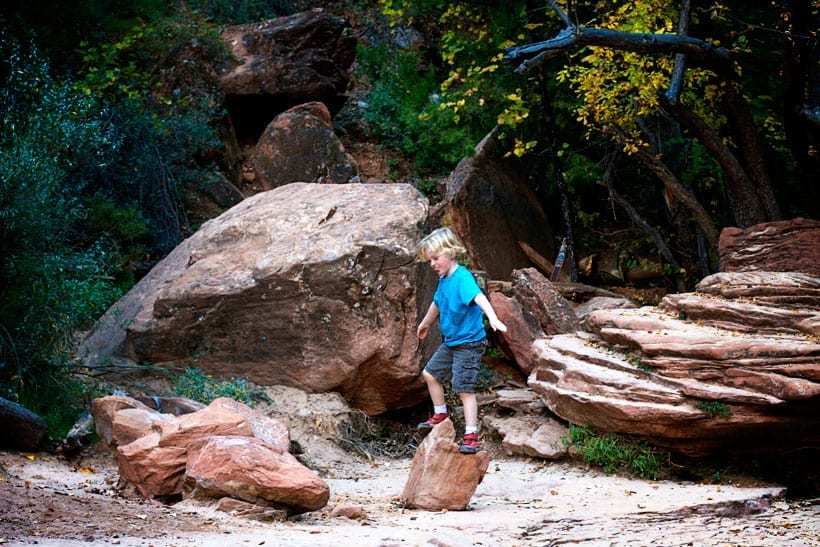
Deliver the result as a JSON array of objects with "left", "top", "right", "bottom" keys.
[{"left": 505, "top": 0, "right": 735, "bottom": 73}]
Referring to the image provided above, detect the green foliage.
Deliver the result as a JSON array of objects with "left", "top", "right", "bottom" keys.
[
  {"left": 486, "top": 347, "right": 504, "bottom": 359},
  {"left": 556, "top": 0, "right": 712, "bottom": 151},
  {"left": 72, "top": 13, "right": 228, "bottom": 253},
  {"left": 365, "top": 1, "right": 548, "bottom": 173},
  {"left": 564, "top": 424, "right": 661, "bottom": 479},
  {"left": 86, "top": 192, "right": 149, "bottom": 242},
  {"left": 0, "top": 37, "right": 124, "bottom": 426},
  {"left": 185, "top": 0, "right": 294, "bottom": 24},
  {"left": 171, "top": 367, "right": 270, "bottom": 406},
  {"left": 18, "top": 374, "right": 104, "bottom": 439},
  {"left": 0, "top": 8, "right": 226, "bottom": 435},
  {"left": 355, "top": 43, "right": 475, "bottom": 170},
  {"left": 696, "top": 400, "right": 731, "bottom": 418},
  {"left": 627, "top": 353, "right": 657, "bottom": 372},
  {"left": 415, "top": 179, "right": 441, "bottom": 202}
]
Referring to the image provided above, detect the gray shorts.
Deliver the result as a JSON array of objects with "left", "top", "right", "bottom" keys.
[{"left": 423, "top": 339, "right": 488, "bottom": 393}]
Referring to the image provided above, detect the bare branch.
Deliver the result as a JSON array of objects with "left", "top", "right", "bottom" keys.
[
  {"left": 547, "top": 0, "right": 574, "bottom": 28},
  {"left": 602, "top": 124, "right": 720, "bottom": 248},
  {"left": 601, "top": 153, "right": 687, "bottom": 292},
  {"left": 506, "top": 26, "right": 735, "bottom": 73}
]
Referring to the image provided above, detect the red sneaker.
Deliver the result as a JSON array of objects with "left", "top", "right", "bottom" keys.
[
  {"left": 459, "top": 432, "right": 480, "bottom": 454},
  {"left": 417, "top": 413, "right": 449, "bottom": 430}
]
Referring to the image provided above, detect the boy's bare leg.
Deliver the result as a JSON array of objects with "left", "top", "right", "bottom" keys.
[
  {"left": 459, "top": 392, "right": 478, "bottom": 428},
  {"left": 422, "top": 369, "right": 447, "bottom": 408}
]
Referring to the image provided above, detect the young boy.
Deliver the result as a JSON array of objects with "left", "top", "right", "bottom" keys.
[{"left": 415, "top": 227, "right": 507, "bottom": 454}]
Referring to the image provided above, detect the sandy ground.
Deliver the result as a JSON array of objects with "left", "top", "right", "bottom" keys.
[{"left": 1, "top": 441, "right": 817, "bottom": 547}]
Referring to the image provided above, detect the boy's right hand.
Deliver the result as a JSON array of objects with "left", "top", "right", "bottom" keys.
[{"left": 417, "top": 324, "right": 429, "bottom": 339}]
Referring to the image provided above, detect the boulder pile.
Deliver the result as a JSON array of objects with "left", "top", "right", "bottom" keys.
[
  {"left": 92, "top": 395, "right": 328, "bottom": 517},
  {"left": 489, "top": 219, "right": 820, "bottom": 457}
]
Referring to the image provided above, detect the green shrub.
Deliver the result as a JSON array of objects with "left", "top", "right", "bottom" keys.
[
  {"left": 564, "top": 424, "right": 661, "bottom": 479},
  {"left": 0, "top": 36, "right": 124, "bottom": 435},
  {"left": 696, "top": 400, "right": 731, "bottom": 418},
  {"left": 17, "top": 372, "right": 105, "bottom": 439},
  {"left": 171, "top": 367, "right": 270, "bottom": 406},
  {"left": 185, "top": 0, "right": 294, "bottom": 23}
]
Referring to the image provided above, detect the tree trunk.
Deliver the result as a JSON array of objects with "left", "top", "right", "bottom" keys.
[
  {"left": 723, "top": 86, "right": 782, "bottom": 221},
  {"left": 659, "top": 96, "right": 767, "bottom": 228},
  {"left": 782, "top": 0, "right": 820, "bottom": 199},
  {"left": 665, "top": 0, "right": 691, "bottom": 104}
]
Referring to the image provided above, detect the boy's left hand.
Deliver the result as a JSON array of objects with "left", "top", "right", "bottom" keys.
[{"left": 489, "top": 318, "right": 507, "bottom": 333}]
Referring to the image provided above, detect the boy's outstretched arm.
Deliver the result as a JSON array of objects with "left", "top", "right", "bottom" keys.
[
  {"left": 417, "top": 302, "right": 439, "bottom": 339},
  {"left": 474, "top": 293, "right": 508, "bottom": 332}
]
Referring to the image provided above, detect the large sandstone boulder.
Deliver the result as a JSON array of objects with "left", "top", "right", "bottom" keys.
[
  {"left": 439, "top": 128, "right": 554, "bottom": 280},
  {"left": 253, "top": 102, "right": 356, "bottom": 189},
  {"left": 81, "top": 183, "right": 431, "bottom": 415},
  {"left": 110, "top": 396, "right": 304, "bottom": 504},
  {"left": 219, "top": 9, "right": 356, "bottom": 137}
]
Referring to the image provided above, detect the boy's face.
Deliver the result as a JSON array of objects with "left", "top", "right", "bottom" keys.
[{"left": 425, "top": 252, "right": 456, "bottom": 278}]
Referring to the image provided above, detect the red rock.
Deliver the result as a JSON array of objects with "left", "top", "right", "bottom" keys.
[
  {"left": 483, "top": 414, "right": 568, "bottom": 459},
  {"left": 184, "top": 435, "right": 329, "bottom": 515},
  {"left": 83, "top": 183, "right": 431, "bottom": 415},
  {"left": 489, "top": 292, "right": 540, "bottom": 374},
  {"left": 156, "top": 400, "right": 254, "bottom": 448},
  {"left": 510, "top": 268, "right": 581, "bottom": 335},
  {"left": 253, "top": 102, "right": 356, "bottom": 188},
  {"left": 719, "top": 217, "right": 820, "bottom": 275},
  {"left": 329, "top": 503, "right": 366, "bottom": 519},
  {"left": 401, "top": 419, "right": 490, "bottom": 511},
  {"left": 218, "top": 10, "right": 355, "bottom": 112},
  {"left": 208, "top": 397, "right": 290, "bottom": 452},
  {"left": 214, "top": 497, "right": 288, "bottom": 522},
  {"left": 111, "top": 408, "right": 174, "bottom": 447},
  {"left": 92, "top": 395, "right": 155, "bottom": 447},
  {"left": 132, "top": 396, "right": 205, "bottom": 416},
  {"left": 116, "top": 432, "right": 188, "bottom": 498},
  {"left": 440, "top": 128, "right": 554, "bottom": 280}
]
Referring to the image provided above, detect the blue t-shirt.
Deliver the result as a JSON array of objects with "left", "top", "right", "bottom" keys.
[{"left": 433, "top": 265, "right": 485, "bottom": 346}]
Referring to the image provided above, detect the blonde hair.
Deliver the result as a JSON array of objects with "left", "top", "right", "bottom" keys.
[{"left": 415, "top": 227, "right": 467, "bottom": 261}]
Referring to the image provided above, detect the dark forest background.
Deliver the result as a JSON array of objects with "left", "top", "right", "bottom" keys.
[{"left": 1, "top": 0, "right": 817, "bottom": 436}]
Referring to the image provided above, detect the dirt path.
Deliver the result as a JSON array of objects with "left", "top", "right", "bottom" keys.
[{"left": 1, "top": 445, "right": 817, "bottom": 546}]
